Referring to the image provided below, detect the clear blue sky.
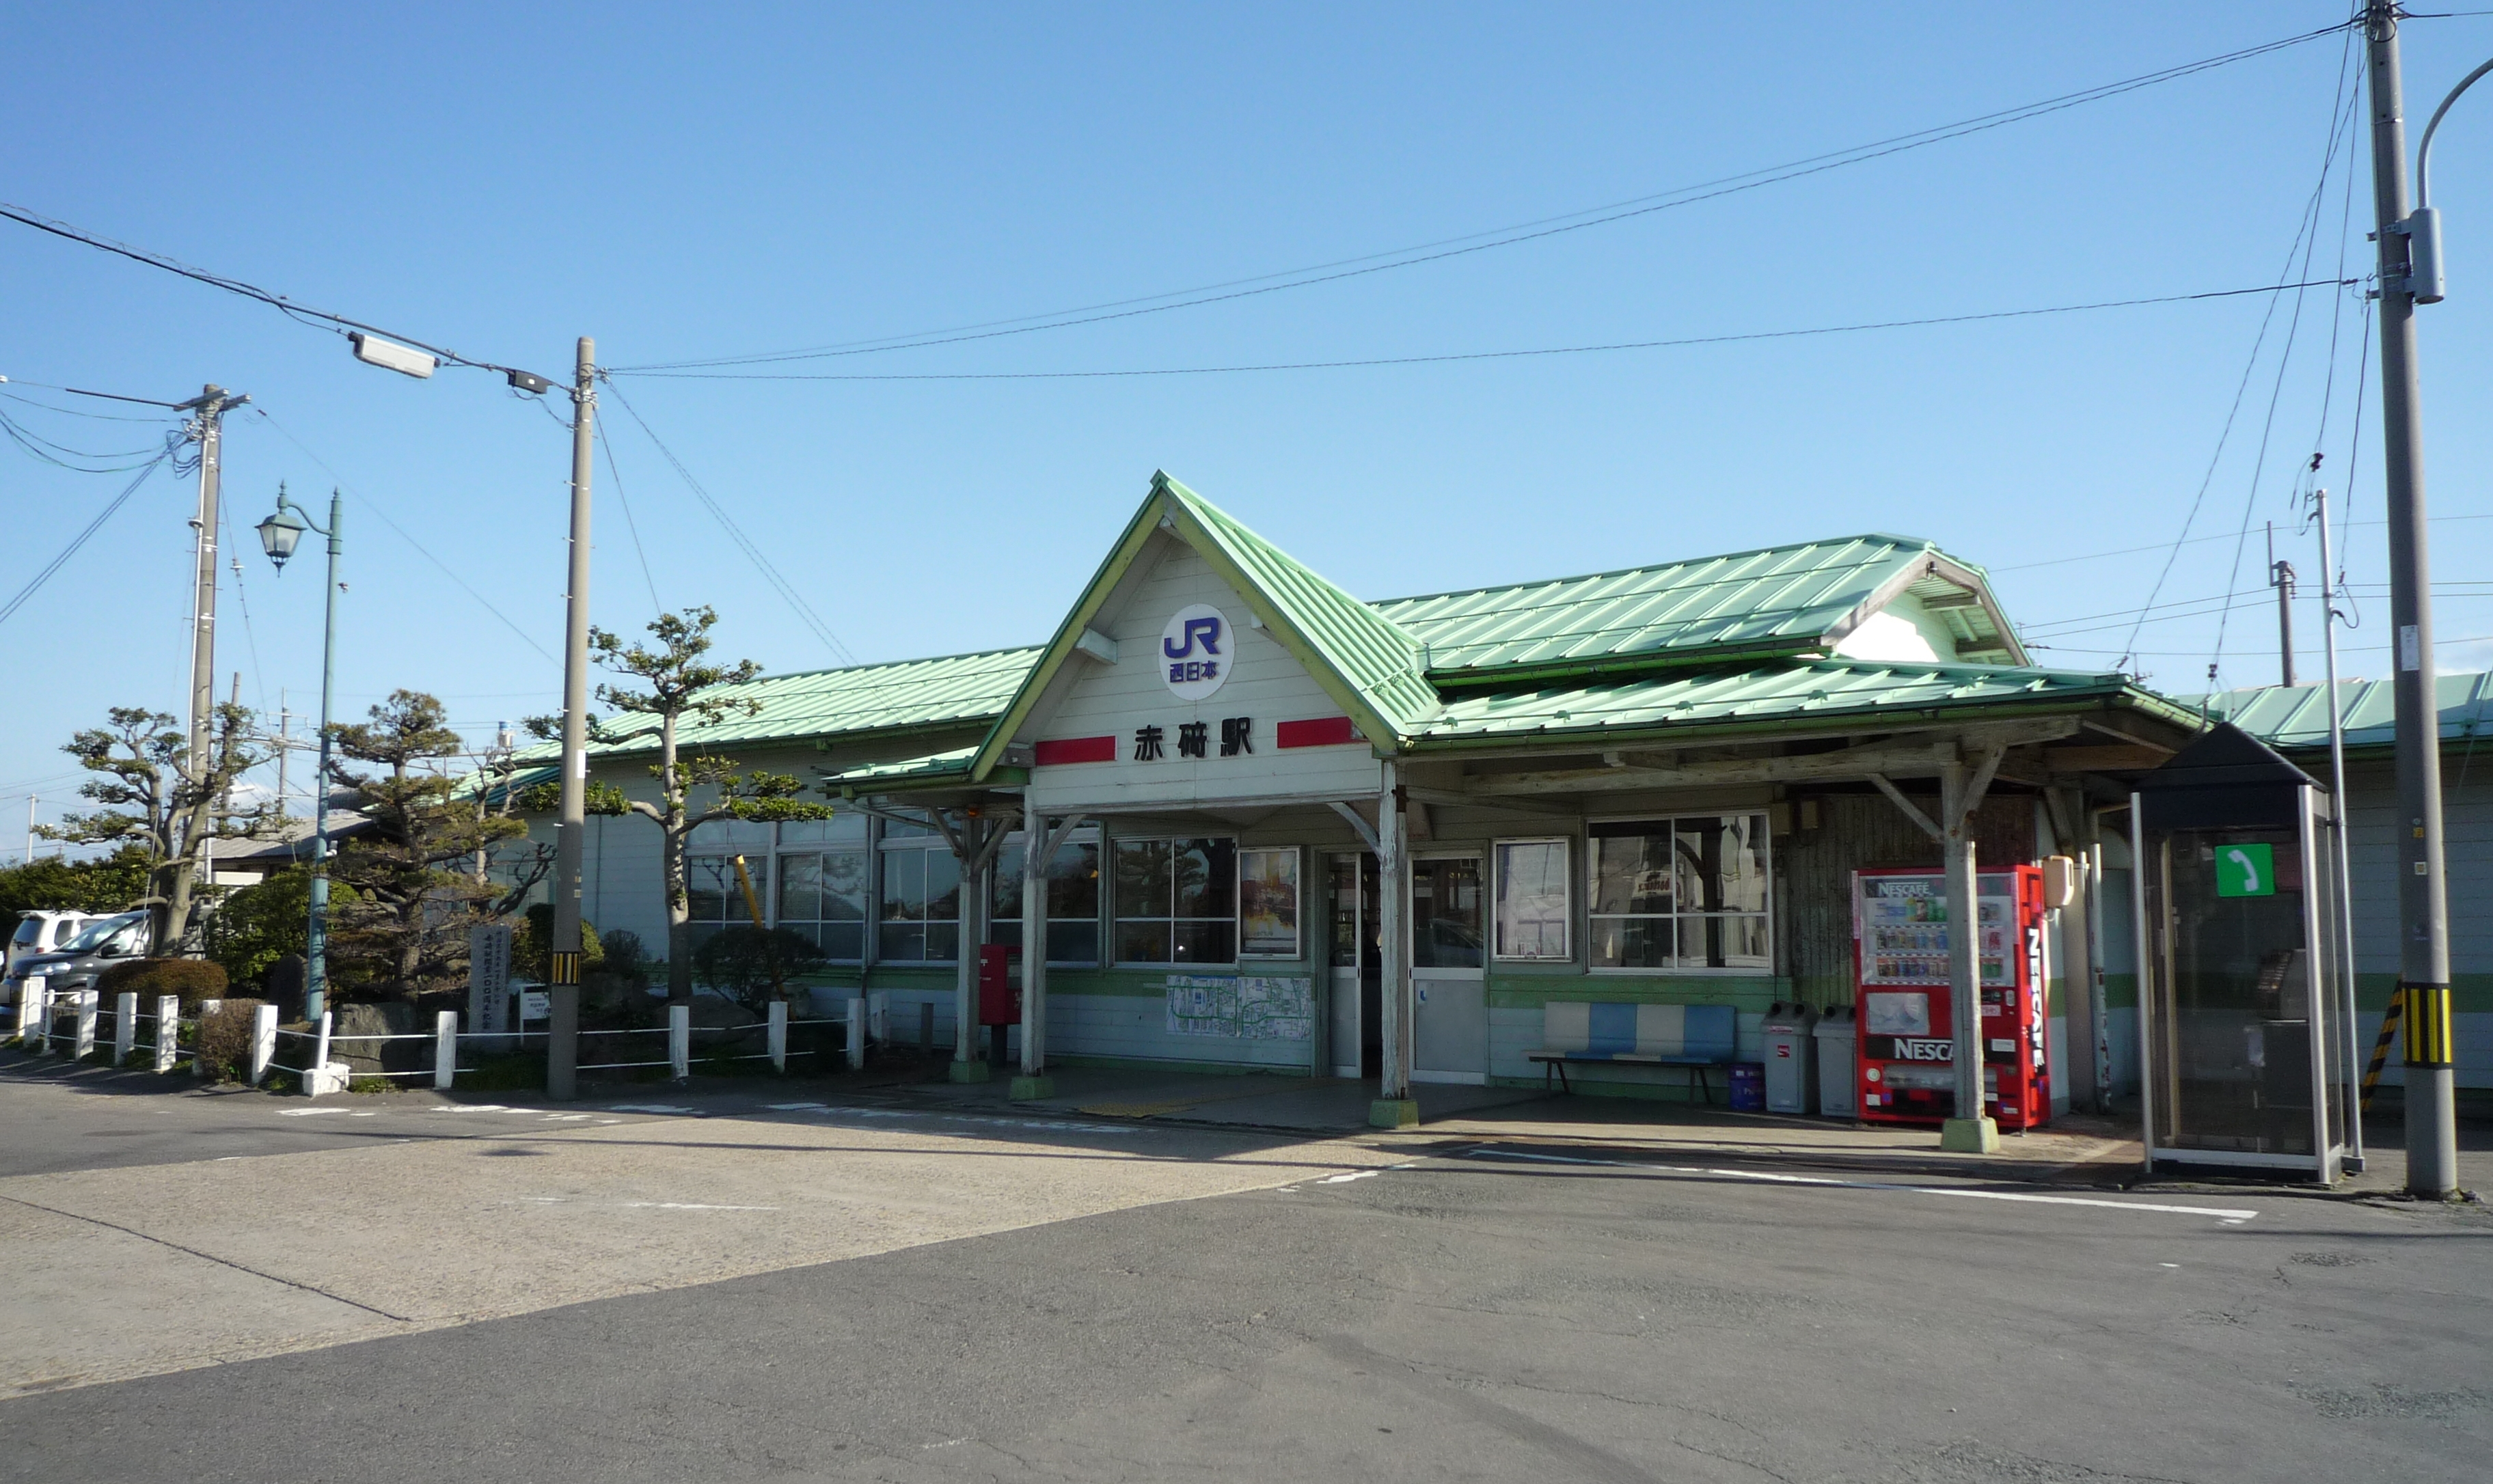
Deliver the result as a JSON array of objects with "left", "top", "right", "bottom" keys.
[{"left": 5, "top": 3, "right": 2492, "bottom": 852}]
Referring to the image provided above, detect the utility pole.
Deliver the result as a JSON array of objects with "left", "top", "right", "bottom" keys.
[
  {"left": 547, "top": 337, "right": 595, "bottom": 1101},
  {"left": 176, "top": 385, "right": 247, "bottom": 781},
  {"left": 2312, "top": 486, "right": 2365, "bottom": 1173},
  {"left": 2267, "top": 523, "right": 2297, "bottom": 687},
  {"left": 275, "top": 695, "right": 290, "bottom": 827},
  {"left": 2364, "top": 1, "right": 2458, "bottom": 1197}
]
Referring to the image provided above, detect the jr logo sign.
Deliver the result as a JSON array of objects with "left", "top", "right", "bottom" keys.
[{"left": 1161, "top": 604, "right": 1230, "bottom": 700}]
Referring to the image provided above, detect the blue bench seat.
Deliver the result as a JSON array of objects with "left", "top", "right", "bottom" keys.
[{"left": 1526, "top": 1001, "right": 1739, "bottom": 1102}]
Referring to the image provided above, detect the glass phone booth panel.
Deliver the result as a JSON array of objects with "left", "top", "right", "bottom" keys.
[{"left": 2133, "top": 724, "right": 2345, "bottom": 1183}]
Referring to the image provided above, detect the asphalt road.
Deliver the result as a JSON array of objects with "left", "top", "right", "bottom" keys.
[{"left": 3, "top": 1059, "right": 2488, "bottom": 1483}]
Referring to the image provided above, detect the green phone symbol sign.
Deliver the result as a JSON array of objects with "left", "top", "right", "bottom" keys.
[{"left": 2216, "top": 842, "right": 2275, "bottom": 898}]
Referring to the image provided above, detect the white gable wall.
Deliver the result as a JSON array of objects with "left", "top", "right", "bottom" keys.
[{"left": 1024, "top": 535, "right": 1382, "bottom": 811}]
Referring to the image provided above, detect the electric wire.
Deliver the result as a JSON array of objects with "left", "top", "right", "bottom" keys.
[
  {"left": 596, "top": 378, "right": 857, "bottom": 665},
  {"left": 219, "top": 501, "right": 270, "bottom": 717},
  {"left": 0, "top": 453, "right": 169, "bottom": 631},
  {"left": 610, "top": 19, "right": 2358, "bottom": 374},
  {"left": 594, "top": 415, "right": 664, "bottom": 618},
  {"left": 0, "top": 387, "right": 174, "bottom": 422},
  {"left": 1991, "top": 510, "right": 2493, "bottom": 573},
  {"left": 246, "top": 407, "right": 561, "bottom": 667},
  {"left": 623, "top": 279, "right": 2357, "bottom": 383},
  {"left": 0, "top": 405, "right": 172, "bottom": 472},
  {"left": 2204, "top": 46, "right": 2362, "bottom": 686}
]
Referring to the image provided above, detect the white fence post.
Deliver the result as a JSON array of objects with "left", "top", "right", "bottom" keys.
[
  {"left": 249, "top": 1003, "right": 277, "bottom": 1086},
  {"left": 113, "top": 991, "right": 138, "bottom": 1064},
  {"left": 15, "top": 973, "right": 44, "bottom": 1044},
  {"left": 73, "top": 990, "right": 98, "bottom": 1060},
  {"left": 196, "top": 998, "right": 221, "bottom": 1077},
  {"left": 305, "top": 1010, "right": 335, "bottom": 1097},
  {"left": 846, "top": 994, "right": 865, "bottom": 1070},
  {"left": 435, "top": 1011, "right": 457, "bottom": 1090},
  {"left": 768, "top": 1000, "right": 788, "bottom": 1073},
  {"left": 154, "top": 995, "right": 180, "bottom": 1073},
  {"left": 668, "top": 1003, "right": 690, "bottom": 1082}
]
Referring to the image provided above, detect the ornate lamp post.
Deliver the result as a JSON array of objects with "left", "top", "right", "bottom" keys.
[{"left": 257, "top": 484, "right": 342, "bottom": 1021}]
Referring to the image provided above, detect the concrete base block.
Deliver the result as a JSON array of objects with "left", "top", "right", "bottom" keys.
[
  {"left": 948, "top": 1058, "right": 992, "bottom": 1084},
  {"left": 1940, "top": 1116, "right": 2000, "bottom": 1153},
  {"left": 1369, "top": 1098, "right": 1420, "bottom": 1129},
  {"left": 304, "top": 1062, "right": 351, "bottom": 1097},
  {"left": 1009, "top": 1075, "right": 1055, "bottom": 1101}
]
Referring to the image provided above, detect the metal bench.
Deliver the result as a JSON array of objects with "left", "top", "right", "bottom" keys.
[{"left": 1526, "top": 1001, "right": 1739, "bottom": 1102}]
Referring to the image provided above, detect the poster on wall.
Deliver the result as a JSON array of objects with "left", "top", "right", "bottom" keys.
[
  {"left": 1167, "top": 974, "right": 1313, "bottom": 1040},
  {"left": 1240, "top": 847, "right": 1301, "bottom": 957}
]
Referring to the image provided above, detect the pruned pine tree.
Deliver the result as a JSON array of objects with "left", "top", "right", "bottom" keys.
[
  {"left": 326, "top": 691, "right": 527, "bottom": 1000},
  {"left": 579, "top": 607, "right": 833, "bottom": 1004},
  {"left": 42, "top": 704, "right": 272, "bottom": 954}
]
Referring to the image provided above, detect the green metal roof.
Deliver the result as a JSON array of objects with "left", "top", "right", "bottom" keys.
[
  {"left": 2200, "top": 672, "right": 2493, "bottom": 752},
  {"left": 1165, "top": 480, "right": 1441, "bottom": 728},
  {"left": 821, "top": 745, "right": 982, "bottom": 788},
  {"left": 1372, "top": 533, "right": 2020, "bottom": 684},
  {"left": 1406, "top": 657, "right": 2186, "bottom": 750},
  {"left": 513, "top": 646, "right": 1041, "bottom": 765}
]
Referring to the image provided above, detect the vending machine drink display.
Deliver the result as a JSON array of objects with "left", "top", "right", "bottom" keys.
[{"left": 1852, "top": 864, "right": 2049, "bottom": 1130}]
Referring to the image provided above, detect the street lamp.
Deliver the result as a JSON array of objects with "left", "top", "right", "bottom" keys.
[{"left": 258, "top": 482, "right": 342, "bottom": 1023}]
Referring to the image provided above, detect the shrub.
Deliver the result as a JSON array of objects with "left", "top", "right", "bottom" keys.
[
  {"left": 96, "top": 957, "right": 229, "bottom": 1011},
  {"left": 692, "top": 926, "right": 826, "bottom": 1015},
  {"left": 202, "top": 866, "right": 357, "bottom": 989},
  {"left": 514, "top": 903, "right": 602, "bottom": 982},
  {"left": 195, "top": 997, "right": 267, "bottom": 1081}
]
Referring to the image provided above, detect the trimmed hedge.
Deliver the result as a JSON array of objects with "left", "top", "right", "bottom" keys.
[{"left": 96, "top": 957, "right": 230, "bottom": 1011}]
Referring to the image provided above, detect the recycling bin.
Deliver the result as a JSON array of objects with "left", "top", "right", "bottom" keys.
[
  {"left": 1759, "top": 1001, "right": 1819, "bottom": 1114},
  {"left": 1815, "top": 1004, "right": 1859, "bottom": 1118}
]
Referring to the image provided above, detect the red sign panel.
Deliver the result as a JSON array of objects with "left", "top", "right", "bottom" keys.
[
  {"left": 1275, "top": 716, "right": 1360, "bottom": 749},
  {"left": 1033, "top": 735, "right": 1117, "bottom": 766}
]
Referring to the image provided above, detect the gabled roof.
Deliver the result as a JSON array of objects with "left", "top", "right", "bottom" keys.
[
  {"left": 1373, "top": 533, "right": 2024, "bottom": 686},
  {"left": 969, "top": 473, "right": 1439, "bottom": 775},
  {"left": 1405, "top": 657, "right": 2189, "bottom": 751},
  {"left": 2201, "top": 672, "right": 2493, "bottom": 752}
]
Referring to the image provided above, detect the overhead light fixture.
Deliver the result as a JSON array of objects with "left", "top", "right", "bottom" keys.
[
  {"left": 349, "top": 331, "right": 437, "bottom": 379},
  {"left": 505, "top": 368, "right": 554, "bottom": 395}
]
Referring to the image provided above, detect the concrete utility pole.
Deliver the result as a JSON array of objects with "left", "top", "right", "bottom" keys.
[
  {"left": 2267, "top": 523, "right": 2297, "bottom": 687},
  {"left": 2363, "top": 1, "right": 2458, "bottom": 1196},
  {"left": 547, "top": 337, "right": 596, "bottom": 1101},
  {"left": 176, "top": 385, "right": 247, "bottom": 779}
]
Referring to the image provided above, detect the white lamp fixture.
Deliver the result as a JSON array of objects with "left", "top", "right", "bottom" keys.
[{"left": 348, "top": 331, "right": 437, "bottom": 379}]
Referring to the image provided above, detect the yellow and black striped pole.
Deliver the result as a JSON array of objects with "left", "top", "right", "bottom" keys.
[
  {"left": 2404, "top": 982, "right": 2456, "bottom": 1071},
  {"left": 2358, "top": 988, "right": 2403, "bottom": 1114}
]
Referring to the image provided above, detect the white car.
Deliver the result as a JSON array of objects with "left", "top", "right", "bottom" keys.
[
  {"left": 8, "top": 909, "right": 107, "bottom": 976},
  {"left": 2, "top": 910, "right": 149, "bottom": 1008}
]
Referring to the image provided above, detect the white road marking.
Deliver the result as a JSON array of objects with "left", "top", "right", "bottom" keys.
[
  {"left": 786, "top": 1105, "right": 1140, "bottom": 1136},
  {"left": 2160, "top": 1262, "right": 2181, "bottom": 1267},
  {"left": 1318, "top": 1170, "right": 1382, "bottom": 1185},
  {"left": 607, "top": 1103, "right": 696, "bottom": 1115},
  {"left": 623, "top": 1201, "right": 778, "bottom": 1211},
  {"left": 539, "top": 1113, "right": 592, "bottom": 1122},
  {"left": 1460, "top": 1149, "right": 2259, "bottom": 1222},
  {"left": 428, "top": 1104, "right": 512, "bottom": 1114},
  {"left": 765, "top": 1101, "right": 830, "bottom": 1111},
  {"left": 276, "top": 1108, "right": 353, "bottom": 1117}
]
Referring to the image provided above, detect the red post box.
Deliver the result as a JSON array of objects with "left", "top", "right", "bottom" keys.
[
  {"left": 977, "top": 944, "right": 1018, "bottom": 1027},
  {"left": 1851, "top": 864, "right": 2050, "bottom": 1130}
]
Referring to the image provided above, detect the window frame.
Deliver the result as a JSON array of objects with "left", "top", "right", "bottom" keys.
[
  {"left": 875, "top": 823, "right": 963, "bottom": 965},
  {"left": 1111, "top": 833, "right": 1240, "bottom": 968},
  {"left": 1490, "top": 836, "right": 1573, "bottom": 962},
  {"left": 1583, "top": 812, "right": 1774, "bottom": 976}
]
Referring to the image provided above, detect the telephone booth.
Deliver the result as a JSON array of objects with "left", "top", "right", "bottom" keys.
[{"left": 2132, "top": 724, "right": 2348, "bottom": 1183}]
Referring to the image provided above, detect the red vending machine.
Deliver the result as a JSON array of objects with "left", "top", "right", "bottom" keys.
[{"left": 1852, "top": 864, "right": 2049, "bottom": 1130}]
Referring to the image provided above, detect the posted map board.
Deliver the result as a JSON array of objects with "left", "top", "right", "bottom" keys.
[{"left": 1167, "top": 975, "right": 1313, "bottom": 1041}]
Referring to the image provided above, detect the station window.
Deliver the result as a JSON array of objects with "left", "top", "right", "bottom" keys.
[
  {"left": 878, "top": 825, "right": 961, "bottom": 963},
  {"left": 774, "top": 813, "right": 870, "bottom": 962},
  {"left": 684, "top": 853, "right": 763, "bottom": 953},
  {"left": 989, "top": 829, "right": 1104, "bottom": 963},
  {"left": 1238, "top": 847, "right": 1301, "bottom": 959},
  {"left": 1113, "top": 836, "right": 1237, "bottom": 964},
  {"left": 1493, "top": 838, "right": 1571, "bottom": 960},
  {"left": 1588, "top": 814, "right": 1771, "bottom": 972}
]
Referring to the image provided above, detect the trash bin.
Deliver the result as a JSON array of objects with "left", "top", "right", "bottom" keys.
[
  {"left": 1814, "top": 1004, "right": 1859, "bottom": 1118},
  {"left": 1727, "top": 1062, "right": 1766, "bottom": 1112},
  {"left": 1759, "top": 1000, "right": 1819, "bottom": 1114}
]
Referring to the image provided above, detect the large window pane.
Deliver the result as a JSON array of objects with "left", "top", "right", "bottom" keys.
[
  {"left": 1046, "top": 920, "right": 1098, "bottom": 963},
  {"left": 1172, "top": 838, "right": 1234, "bottom": 919},
  {"left": 821, "top": 851, "right": 868, "bottom": 923},
  {"left": 1116, "top": 840, "right": 1171, "bottom": 918},
  {"left": 687, "top": 856, "right": 735, "bottom": 924},
  {"left": 1495, "top": 840, "right": 1570, "bottom": 959},
  {"left": 1591, "top": 917, "right": 1674, "bottom": 969},
  {"left": 924, "top": 851, "right": 960, "bottom": 924},
  {"left": 1172, "top": 920, "right": 1236, "bottom": 964},
  {"left": 776, "top": 853, "right": 822, "bottom": 922},
  {"left": 880, "top": 849, "right": 926, "bottom": 922},
  {"left": 1589, "top": 815, "right": 1771, "bottom": 972},
  {"left": 1115, "top": 836, "right": 1236, "bottom": 965},
  {"left": 1117, "top": 919, "right": 1171, "bottom": 964},
  {"left": 1411, "top": 857, "right": 1483, "bottom": 970}
]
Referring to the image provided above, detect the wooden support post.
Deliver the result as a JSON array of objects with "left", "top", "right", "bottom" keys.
[
  {"left": 1014, "top": 816, "right": 1052, "bottom": 1099},
  {"left": 1372, "top": 760, "right": 1417, "bottom": 1127}
]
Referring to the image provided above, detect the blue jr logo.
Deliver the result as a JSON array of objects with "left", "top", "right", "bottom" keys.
[
  {"left": 1159, "top": 605, "right": 1232, "bottom": 700},
  {"left": 1164, "top": 616, "right": 1223, "bottom": 661}
]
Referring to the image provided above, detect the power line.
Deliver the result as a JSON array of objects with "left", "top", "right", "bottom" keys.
[
  {"left": 0, "top": 387, "right": 175, "bottom": 422},
  {"left": 246, "top": 407, "right": 561, "bottom": 667},
  {"left": 1990, "top": 512, "right": 2493, "bottom": 573},
  {"left": 597, "top": 379, "right": 858, "bottom": 665},
  {"left": 0, "top": 453, "right": 169, "bottom": 630},
  {"left": 595, "top": 415, "right": 664, "bottom": 617},
  {"left": 611, "top": 20, "right": 2357, "bottom": 374},
  {"left": 616, "top": 279, "right": 2356, "bottom": 383}
]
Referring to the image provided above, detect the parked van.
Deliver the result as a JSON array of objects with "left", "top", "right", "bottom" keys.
[
  {"left": 2, "top": 910, "right": 148, "bottom": 1008},
  {"left": 8, "top": 910, "right": 105, "bottom": 975}
]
